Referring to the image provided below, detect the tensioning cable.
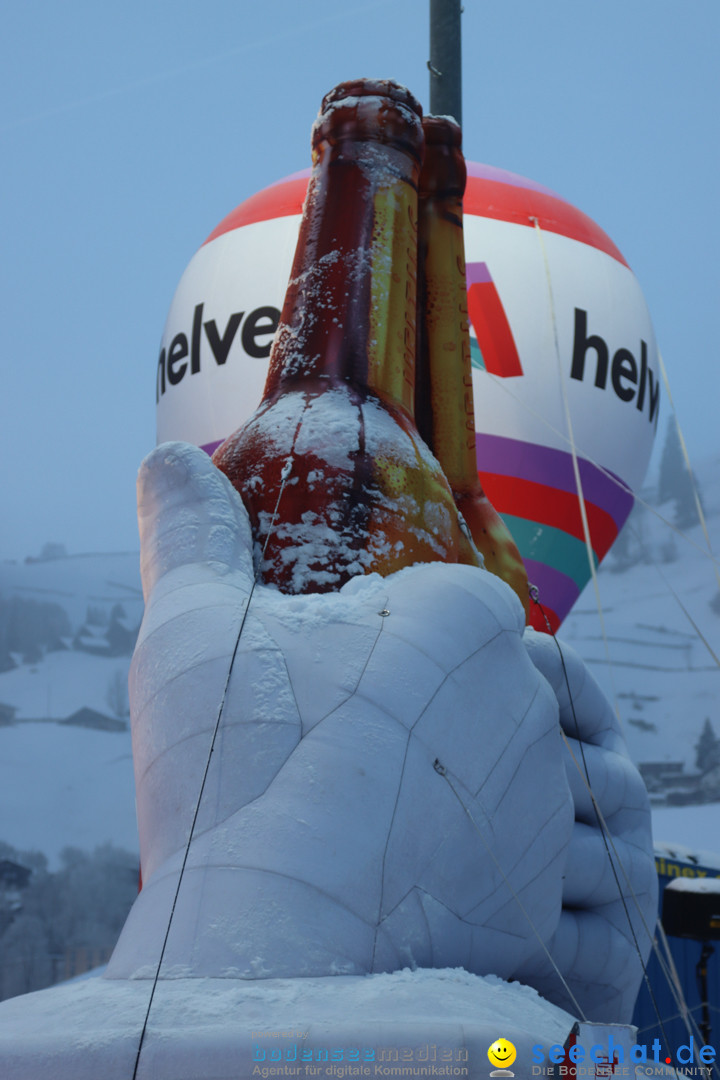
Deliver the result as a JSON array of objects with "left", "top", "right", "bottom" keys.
[
  {"left": 531, "top": 217, "right": 623, "bottom": 726},
  {"left": 129, "top": 454, "right": 295, "bottom": 1080},
  {"left": 522, "top": 236, "right": 694, "bottom": 1062},
  {"left": 530, "top": 590, "right": 680, "bottom": 1062},
  {"left": 480, "top": 366, "right": 720, "bottom": 572},
  {"left": 475, "top": 262, "right": 720, "bottom": 668},
  {"left": 430, "top": 756, "right": 589, "bottom": 1022},
  {"left": 530, "top": 587, "right": 709, "bottom": 1078}
]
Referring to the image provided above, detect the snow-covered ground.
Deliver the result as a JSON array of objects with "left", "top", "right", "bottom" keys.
[
  {"left": 0, "top": 649, "right": 133, "bottom": 722},
  {"left": 0, "top": 967, "right": 582, "bottom": 1080}
]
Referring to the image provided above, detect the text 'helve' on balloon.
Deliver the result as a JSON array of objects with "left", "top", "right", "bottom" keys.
[{"left": 156, "top": 302, "right": 280, "bottom": 401}]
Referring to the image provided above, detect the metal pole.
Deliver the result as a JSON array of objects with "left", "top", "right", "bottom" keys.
[
  {"left": 696, "top": 941, "right": 714, "bottom": 1046},
  {"left": 428, "top": 0, "right": 462, "bottom": 126}
]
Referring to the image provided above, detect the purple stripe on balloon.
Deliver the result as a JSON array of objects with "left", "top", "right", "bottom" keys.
[
  {"left": 465, "top": 161, "right": 561, "bottom": 198},
  {"left": 200, "top": 439, "right": 224, "bottom": 456},
  {"left": 523, "top": 559, "right": 580, "bottom": 621},
  {"left": 476, "top": 433, "right": 633, "bottom": 529},
  {"left": 466, "top": 261, "right": 492, "bottom": 286}
]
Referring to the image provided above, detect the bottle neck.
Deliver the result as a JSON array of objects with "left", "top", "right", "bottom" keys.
[
  {"left": 263, "top": 126, "right": 422, "bottom": 422},
  {"left": 415, "top": 125, "right": 479, "bottom": 492}
]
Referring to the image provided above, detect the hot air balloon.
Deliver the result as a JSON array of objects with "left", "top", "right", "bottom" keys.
[{"left": 156, "top": 163, "right": 659, "bottom": 632}]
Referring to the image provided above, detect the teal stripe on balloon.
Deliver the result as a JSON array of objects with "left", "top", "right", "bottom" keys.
[
  {"left": 501, "top": 514, "right": 599, "bottom": 592},
  {"left": 469, "top": 336, "right": 485, "bottom": 372}
]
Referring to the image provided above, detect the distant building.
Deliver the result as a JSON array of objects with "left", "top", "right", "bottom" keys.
[
  {"left": 638, "top": 760, "right": 712, "bottom": 806},
  {"left": 60, "top": 707, "right": 127, "bottom": 733},
  {"left": 73, "top": 604, "right": 138, "bottom": 657},
  {"left": 638, "top": 761, "right": 686, "bottom": 793},
  {"left": 0, "top": 860, "right": 32, "bottom": 891},
  {"left": 0, "top": 703, "right": 17, "bottom": 726}
]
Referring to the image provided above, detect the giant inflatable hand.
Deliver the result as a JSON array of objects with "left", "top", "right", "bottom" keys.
[
  {"left": 106, "top": 441, "right": 656, "bottom": 1026},
  {"left": 107, "top": 441, "right": 572, "bottom": 986}
]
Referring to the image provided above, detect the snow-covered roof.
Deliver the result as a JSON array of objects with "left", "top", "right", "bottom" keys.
[
  {"left": 655, "top": 840, "right": 720, "bottom": 872},
  {"left": 665, "top": 875, "right": 720, "bottom": 894}
]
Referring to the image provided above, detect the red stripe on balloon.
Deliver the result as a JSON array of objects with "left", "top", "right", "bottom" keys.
[
  {"left": 479, "top": 473, "right": 619, "bottom": 556},
  {"left": 528, "top": 602, "right": 561, "bottom": 635},
  {"left": 203, "top": 170, "right": 629, "bottom": 267},
  {"left": 466, "top": 281, "right": 523, "bottom": 377},
  {"left": 204, "top": 177, "right": 308, "bottom": 243},
  {"left": 464, "top": 176, "right": 628, "bottom": 267}
]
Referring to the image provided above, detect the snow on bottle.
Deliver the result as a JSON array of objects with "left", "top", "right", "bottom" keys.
[
  {"left": 414, "top": 115, "right": 530, "bottom": 619},
  {"left": 213, "top": 79, "right": 480, "bottom": 593}
]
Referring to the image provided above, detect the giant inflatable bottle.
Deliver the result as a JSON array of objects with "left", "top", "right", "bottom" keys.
[
  {"left": 213, "top": 79, "right": 480, "bottom": 593},
  {"left": 415, "top": 115, "right": 529, "bottom": 619}
]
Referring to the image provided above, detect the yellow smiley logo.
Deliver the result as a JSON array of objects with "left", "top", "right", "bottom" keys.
[{"left": 488, "top": 1039, "right": 517, "bottom": 1070}]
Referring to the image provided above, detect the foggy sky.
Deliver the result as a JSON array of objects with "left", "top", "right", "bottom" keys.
[{"left": 1, "top": 0, "right": 717, "bottom": 561}]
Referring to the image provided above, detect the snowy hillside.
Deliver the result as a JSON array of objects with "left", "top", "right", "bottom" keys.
[
  {"left": 0, "top": 452, "right": 718, "bottom": 869},
  {"left": 0, "top": 550, "right": 142, "bottom": 866},
  {"left": 561, "top": 450, "right": 720, "bottom": 805},
  {"left": 0, "top": 548, "right": 143, "bottom": 633}
]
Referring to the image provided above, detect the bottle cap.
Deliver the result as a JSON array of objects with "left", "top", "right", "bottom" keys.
[
  {"left": 419, "top": 114, "right": 466, "bottom": 198},
  {"left": 313, "top": 77, "right": 424, "bottom": 162}
]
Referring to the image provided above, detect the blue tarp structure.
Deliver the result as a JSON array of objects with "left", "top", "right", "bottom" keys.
[{"left": 633, "top": 846, "right": 720, "bottom": 1056}]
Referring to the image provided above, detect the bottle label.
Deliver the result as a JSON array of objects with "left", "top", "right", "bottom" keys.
[{"left": 367, "top": 186, "right": 418, "bottom": 420}]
